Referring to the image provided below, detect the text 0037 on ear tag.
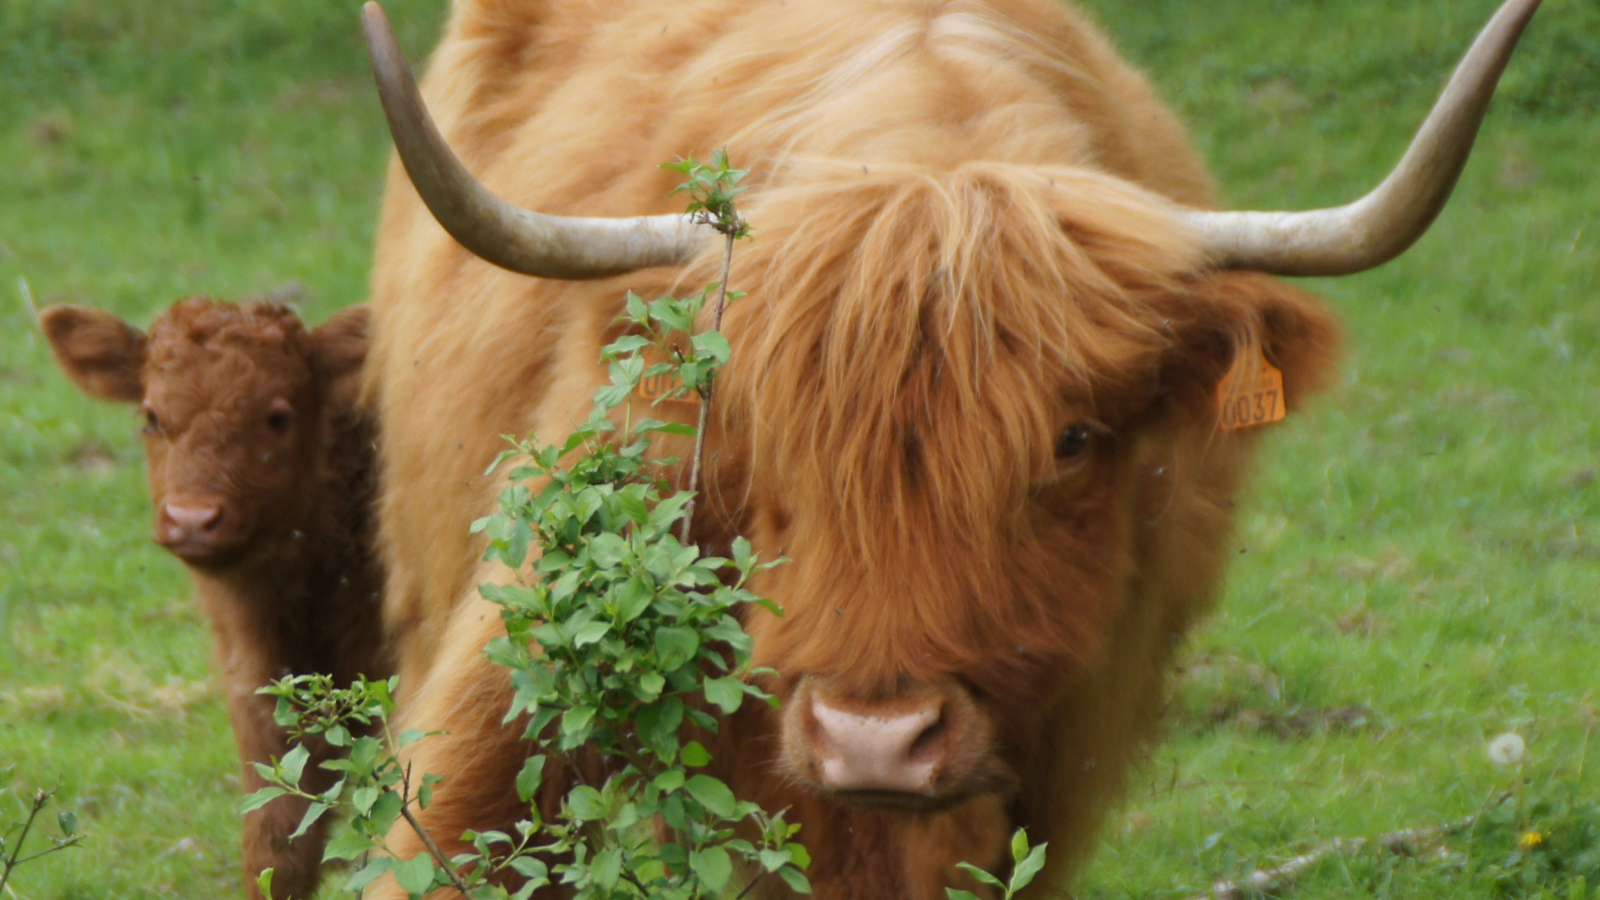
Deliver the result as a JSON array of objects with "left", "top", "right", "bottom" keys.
[{"left": 1217, "top": 352, "right": 1286, "bottom": 430}]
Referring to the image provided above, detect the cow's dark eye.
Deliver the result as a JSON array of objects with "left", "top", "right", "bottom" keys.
[
  {"left": 141, "top": 406, "right": 161, "bottom": 435},
  {"left": 1055, "top": 425, "right": 1092, "bottom": 460},
  {"left": 266, "top": 401, "right": 295, "bottom": 435}
]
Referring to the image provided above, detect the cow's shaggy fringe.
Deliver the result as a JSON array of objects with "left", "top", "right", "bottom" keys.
[{"left": 361, "top": 1, "right": 1340, "bottom": 897}]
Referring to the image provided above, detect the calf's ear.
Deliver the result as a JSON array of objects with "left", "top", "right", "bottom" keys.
[
  {"left": 311, "top": 304, "right": 370, "bottom": 404},
  {"left": 38, "top": 305, "right": 148, "bottom": 403}
]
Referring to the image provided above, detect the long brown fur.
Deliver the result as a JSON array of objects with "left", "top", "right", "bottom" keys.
[
  {"left": 41, "top": 298, "right": 391, "bottom": 900},
  {"left": 361, "top": 1, "right": 1339, "bottom": 898}
]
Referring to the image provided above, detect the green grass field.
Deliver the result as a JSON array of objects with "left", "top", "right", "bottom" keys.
[{"left": 1, "top": 1, "right": 1595, "bottom": 897}]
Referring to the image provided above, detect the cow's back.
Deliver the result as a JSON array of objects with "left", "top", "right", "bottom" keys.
[{"left": 365, "top": 0, "right": 1216, "bottom": 685}]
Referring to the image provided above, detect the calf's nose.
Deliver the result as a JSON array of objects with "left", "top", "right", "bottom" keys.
[
  {"left": 158, "top": 501, "right": 226, "bottom": 547},
  {"left": 808, "top": 694, "right": 947, "bottom": 794}
]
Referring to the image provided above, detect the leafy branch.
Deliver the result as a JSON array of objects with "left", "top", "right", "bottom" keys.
[{"left": 244, "top": 153, "right": 807, "bottom": 900}]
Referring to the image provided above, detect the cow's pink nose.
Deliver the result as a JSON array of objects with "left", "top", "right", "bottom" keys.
[
  {"left": 158, "top": 502, "right": 226, "bottom": 547},
  {"left": 808, "top": 694, "right": 947, "bottom": 794}
]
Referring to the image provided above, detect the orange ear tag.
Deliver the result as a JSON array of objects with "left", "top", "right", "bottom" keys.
[
  {"left": 1216, "top": 352, "right": 1286, "bottom": 430},
  {"left": 633, "top": 346, "right": 700, "bottom": 406}
]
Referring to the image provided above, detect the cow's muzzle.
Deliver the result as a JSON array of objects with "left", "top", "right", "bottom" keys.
[{"left": 781, "top": 677, "right": 1018, "bottom": 810}]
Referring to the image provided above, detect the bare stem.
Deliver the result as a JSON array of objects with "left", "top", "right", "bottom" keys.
[
  {"left": 0, "top": 790, "right": 51, "bottom": 896},
  {"left": 400, "top": 764, "right": 476, "bottom": 898},
  {"left": 679, "top": 229, "right": 736, "bottom": 545}
]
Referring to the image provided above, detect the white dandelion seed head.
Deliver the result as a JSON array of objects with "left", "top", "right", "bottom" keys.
[{"left": 1488, "top": 731, "right": 1526, "bottom": 766}]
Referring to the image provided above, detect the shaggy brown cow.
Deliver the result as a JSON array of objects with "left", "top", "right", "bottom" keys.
[
  {"left": 39, "top": 298, "right": 389, "bottom": 900},
  {"left": 354, "top": 0, "right": 1543, "bottom": 897}
]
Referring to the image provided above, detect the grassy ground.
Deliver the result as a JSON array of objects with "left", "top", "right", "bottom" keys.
[{"left": 0, "top": 0, "right": 1594, "bottom": 898}]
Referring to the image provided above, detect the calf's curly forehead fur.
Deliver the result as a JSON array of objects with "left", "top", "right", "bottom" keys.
[{"left": 145, "top": 299, "right": 311, "bottom": 374}]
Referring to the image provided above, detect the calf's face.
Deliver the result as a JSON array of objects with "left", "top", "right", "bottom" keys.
[{"left": 39, "top": 298, "right": 368, "bottom": 569}]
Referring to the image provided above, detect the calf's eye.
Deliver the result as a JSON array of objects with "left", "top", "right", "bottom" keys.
[
  {"left": 266, "top": 400, "right": 295, "bottom": 435},
  {"left": 1055, "top": 424, "right": 1092, "bottom": 460},
  {"left": 141, "top": 406, "right": 161, "bottom": 434}
]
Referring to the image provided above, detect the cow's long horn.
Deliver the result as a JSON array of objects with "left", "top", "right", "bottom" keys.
[
  {"left": 1182, "top": 0, "right": 1542, "bottom": 277},
  {"left": 360, "top": 2, "right": 708, "bottom": 279}
]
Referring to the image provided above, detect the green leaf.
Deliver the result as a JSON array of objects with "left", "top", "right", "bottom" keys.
[
  {"left": 685, "top": 774, "right": 738, "bottom": 818},
  {"left": 573, "top": 620, "right": 610, "bottom": 647},
  {"left": 591, "top": 847, "right": 623, "bottom": 890},
  {"left": 255, "top": 869, "right": 274, "bottom": 898},
  {"left": 323, "top": 827, "right": 375, "bottom": 862},
  {"left": 946, "top": 891, "right": 982, "bottom": 900},
  {"left": 635, "top": 671, "right": 666, "bottom": 701},
  {"left": 515, "top": 755, "right": 546, "bottom": 802},
  {"left": 603, "top": 334, "right": 652, "bottom": 358},
  {"left": 655, "top": 626, "right": 700, "bottom": 670},
  {"left": 289, "top": 801, "right": 329, "bottom": 840},
  {"left": 691, "top": 330, "right": 731, "bottom": 364},
  {"left": 777, "top": 865, "right": 814, "bottom": 894},
  {"left": 681, "top": 740, "right": 712, "bottom": 767},
  {"left": 690, "top": 846, "right": 733, "bottom": 892},
  {"left": 636, "top": 697, "right": 685, "bottom": 760},
  {"left": 955, "top": 862, "right": 1006, "bottom": 892},
  {"left": 759, "top": 848, "right": 791, "bottom": 873},
  {"left": 279, "top": 744, "right": 310, "bottom": 787},
  {"left": 345, "top": 857, "right": 392, "bottom": 893},
  {"left": 391, "top": 852, "right": 437, "bottom": 895},
  {"left": 561, "top": 704, "right": 597, "bottom": 740},
  {"left": 653, "top": 768, "right": 686, "bottom": 794},
  {"left": 1010, "top": 827, "right": 1029, "bottom": 864},
  {"left": 57, "top": 811, "right": 76, "bottom": 836},
  {"left": 1010, "top": 843, "right": 1048, "bottom": 895},
  {"left": 615, "top": 576, "right": 655, "bottom": 623},
  {"left": 704, "top": 675, "right": 746, "bottom": 714},
  {"left": 238, "top": 787, "right": 288, "bottom": 815},
  {"left": 367, "top": 790, "right": 405, "bottom": 835},
  {"left": 509, "top": 856, "right": 549, "bottom": 883},
  {"left": 567, "top": 785, "right": 607, "bottom": 820}
]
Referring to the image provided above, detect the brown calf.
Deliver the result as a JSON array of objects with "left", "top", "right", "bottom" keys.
[{"left": 39, "top": 297, "right": 389, "bottom": 900}]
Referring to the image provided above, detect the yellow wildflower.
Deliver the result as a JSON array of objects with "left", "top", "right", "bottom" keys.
[{"left": 1517, "top": 831, "right": 1544, "bottom": 849}]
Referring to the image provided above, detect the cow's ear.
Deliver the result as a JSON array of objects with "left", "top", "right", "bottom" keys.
[
  {"left": 310, "top": 304, "right": 370, "bottom": 404},
  {"left": 38, "top": 305, "right": 148, "bottom": 403},
  {"left": 1160, "top": 272, "right": 1341, "bottom": 427}
]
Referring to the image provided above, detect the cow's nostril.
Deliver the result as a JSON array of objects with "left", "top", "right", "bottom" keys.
[{"left": 907, "top": 708, "right": 948, "bottom": 761}]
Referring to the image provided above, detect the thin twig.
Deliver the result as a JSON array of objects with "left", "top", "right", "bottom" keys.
[
  {"left": 1181, "top": 810, "right": 1487, "bottom": 900},
  {"left": 0, "top": 790, "right": 51, "bottom": 896},
  {"left": 679, "top": 228, "right": 736, "bottom": 545},
  {"left": 399, "top": 763, "right": 475, "bottom": 898}
]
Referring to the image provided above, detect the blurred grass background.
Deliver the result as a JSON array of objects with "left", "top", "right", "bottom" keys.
[{"left": 0, "top": 0, "right": 1595, "bottom": 897}]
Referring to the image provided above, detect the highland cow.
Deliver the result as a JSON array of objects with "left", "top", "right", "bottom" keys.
[
  {"left": 40, "top": 298, "right": 389, "bottom": 900},
  {"left": 352, "top": 0, "right": 1544, "bottom": 897}
]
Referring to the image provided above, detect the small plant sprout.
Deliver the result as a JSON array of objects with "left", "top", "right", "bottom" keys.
[
  {"left": 946, "top": 828, "right": 1047, "bottom": 900},
  {"left": 0, "top": 784, "right": 82, "bottom": 895},
  {"left": 1489, "top": 731, "right": 1528, "bottom": 767}
]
